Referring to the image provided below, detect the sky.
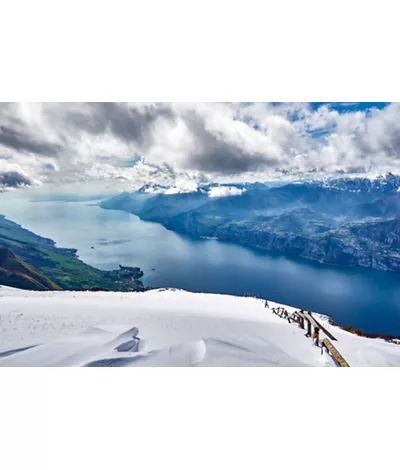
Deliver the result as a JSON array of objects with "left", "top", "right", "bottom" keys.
[{"left": 0, "top": 102, "right": 399, "bottom": 194}]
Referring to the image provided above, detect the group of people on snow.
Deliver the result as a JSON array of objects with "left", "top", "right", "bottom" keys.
[{"left": 266, "top": 300, "right": 321, "bottom": 347}]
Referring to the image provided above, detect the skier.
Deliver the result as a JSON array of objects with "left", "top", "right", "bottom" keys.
[{"left": 264, "top": 299, "right": 269, "bottom": 308}]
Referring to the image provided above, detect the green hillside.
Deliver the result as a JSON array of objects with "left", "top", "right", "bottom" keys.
[
  {"left": 0, "top": 214, "right": 146, "bottom": 292},
  {"left": 0, "top": 247, "right": 62, "bottom": 291}
]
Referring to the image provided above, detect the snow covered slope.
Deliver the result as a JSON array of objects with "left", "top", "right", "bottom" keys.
[{"left": 1, "top": 285, "right": 400, "bottom": 366}]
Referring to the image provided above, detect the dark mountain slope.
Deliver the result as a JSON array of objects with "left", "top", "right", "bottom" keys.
[
  {"left": 0, "top": 215, "right": 146, "bottom": 292},
  {"left": 0, "top": 247, "right": 61, "bottom": 291}
]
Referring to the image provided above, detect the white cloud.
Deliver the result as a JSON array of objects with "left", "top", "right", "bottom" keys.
[
  {"left": 1, "top": 102, "right": 399, "bottom": 192},
  {"left": 208, "top": 186, "right": 247, "bottom": 198},
  {"left": 164, "top": 180, "right": 199, "bottom": 194}
]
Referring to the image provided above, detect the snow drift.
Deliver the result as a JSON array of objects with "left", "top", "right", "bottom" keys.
[{"left": 1, "top": 285, "right": 400, "bottom": 367}]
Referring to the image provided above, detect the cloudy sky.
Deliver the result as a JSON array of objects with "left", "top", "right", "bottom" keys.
[{"left": 0, "top": 102, "right": 398, "bottom": 193}]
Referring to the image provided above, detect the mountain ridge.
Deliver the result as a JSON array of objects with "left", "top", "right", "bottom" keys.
[{"left": 100, "top": 174, "right": 400, "bottom": 272}]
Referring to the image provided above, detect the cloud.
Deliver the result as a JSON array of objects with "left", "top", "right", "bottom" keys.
[
  {"left": 0, "top": 170, "right": 31, "bottom": 189},
  {"left": 0, "top": 102, "right": 399, "bottom": 192},
  {"left": 164, "top": 179, "right": 200, "bottom": 194},
  {"left": 0, "top": 157, "right": 38, "bottom": 190},
  {"left": 208, "top": 186, "right": 247, "bottom": 198},
  {"left": 0, "top": 124, "right": 62, "bottom": 156}
]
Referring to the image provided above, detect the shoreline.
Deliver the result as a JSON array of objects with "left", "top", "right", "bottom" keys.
[
  {"left": 0, "top": 213, "right": 148, "bottom": 293},
  {"left": 99, "top": 204, "right": 400, "bottom": 275},
  {"left": 310, "top": 309, "right": 400, "bottom": 344}
]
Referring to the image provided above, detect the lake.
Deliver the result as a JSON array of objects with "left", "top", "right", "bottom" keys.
[{"left": 1, "top": 197, "right": 400, "bottom": 336}]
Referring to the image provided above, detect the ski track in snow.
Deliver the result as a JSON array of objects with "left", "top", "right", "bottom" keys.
[{"left": 1, "top": 285, "right": 400, "bottom": 367}]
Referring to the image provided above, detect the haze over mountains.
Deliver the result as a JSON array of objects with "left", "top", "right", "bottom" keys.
[{"left": 101, "top": 173, "right": 400, "bottom": 272}]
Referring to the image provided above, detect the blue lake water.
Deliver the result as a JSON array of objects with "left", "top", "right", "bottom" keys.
[{"left": 1, "top": 198, "right": 400, "bottom": 336}]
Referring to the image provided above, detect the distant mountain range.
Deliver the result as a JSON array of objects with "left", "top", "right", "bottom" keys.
[{"left": 100, "top": 173, "right": 400, "bottom": 272}]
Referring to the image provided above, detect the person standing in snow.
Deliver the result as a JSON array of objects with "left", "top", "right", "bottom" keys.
[
  {"left": 264, "top": 299, "right": 269, "bottom": 308},
  {"left": 306, "top": 321, "right": 312, "bottom": 338},
  {"left": 305, "top": 315, "right": 312, "bottom": 338},
  {"left": 313, "top": 327, "right": 320, "bottom": 346}
]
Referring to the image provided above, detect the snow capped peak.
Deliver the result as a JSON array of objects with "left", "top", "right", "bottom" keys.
[
  {"left": 318, "top": 172, "right": 400, "bottom": 193},
  {"left": 377, "top": 172, "right": 395, "bottom": 180},
  {"left": 137, "top": 183, "right": 168, "bottom": 194},
  {"left": 136, "top": 181, "right": 200, "bottom": 195},
  {"left": 135, "top": 174, "right": 400, "bottom": 198}
]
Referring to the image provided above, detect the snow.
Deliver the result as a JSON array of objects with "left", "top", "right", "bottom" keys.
[{"left": 1, "top": 285, "right": 400, "bottom": 366}]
